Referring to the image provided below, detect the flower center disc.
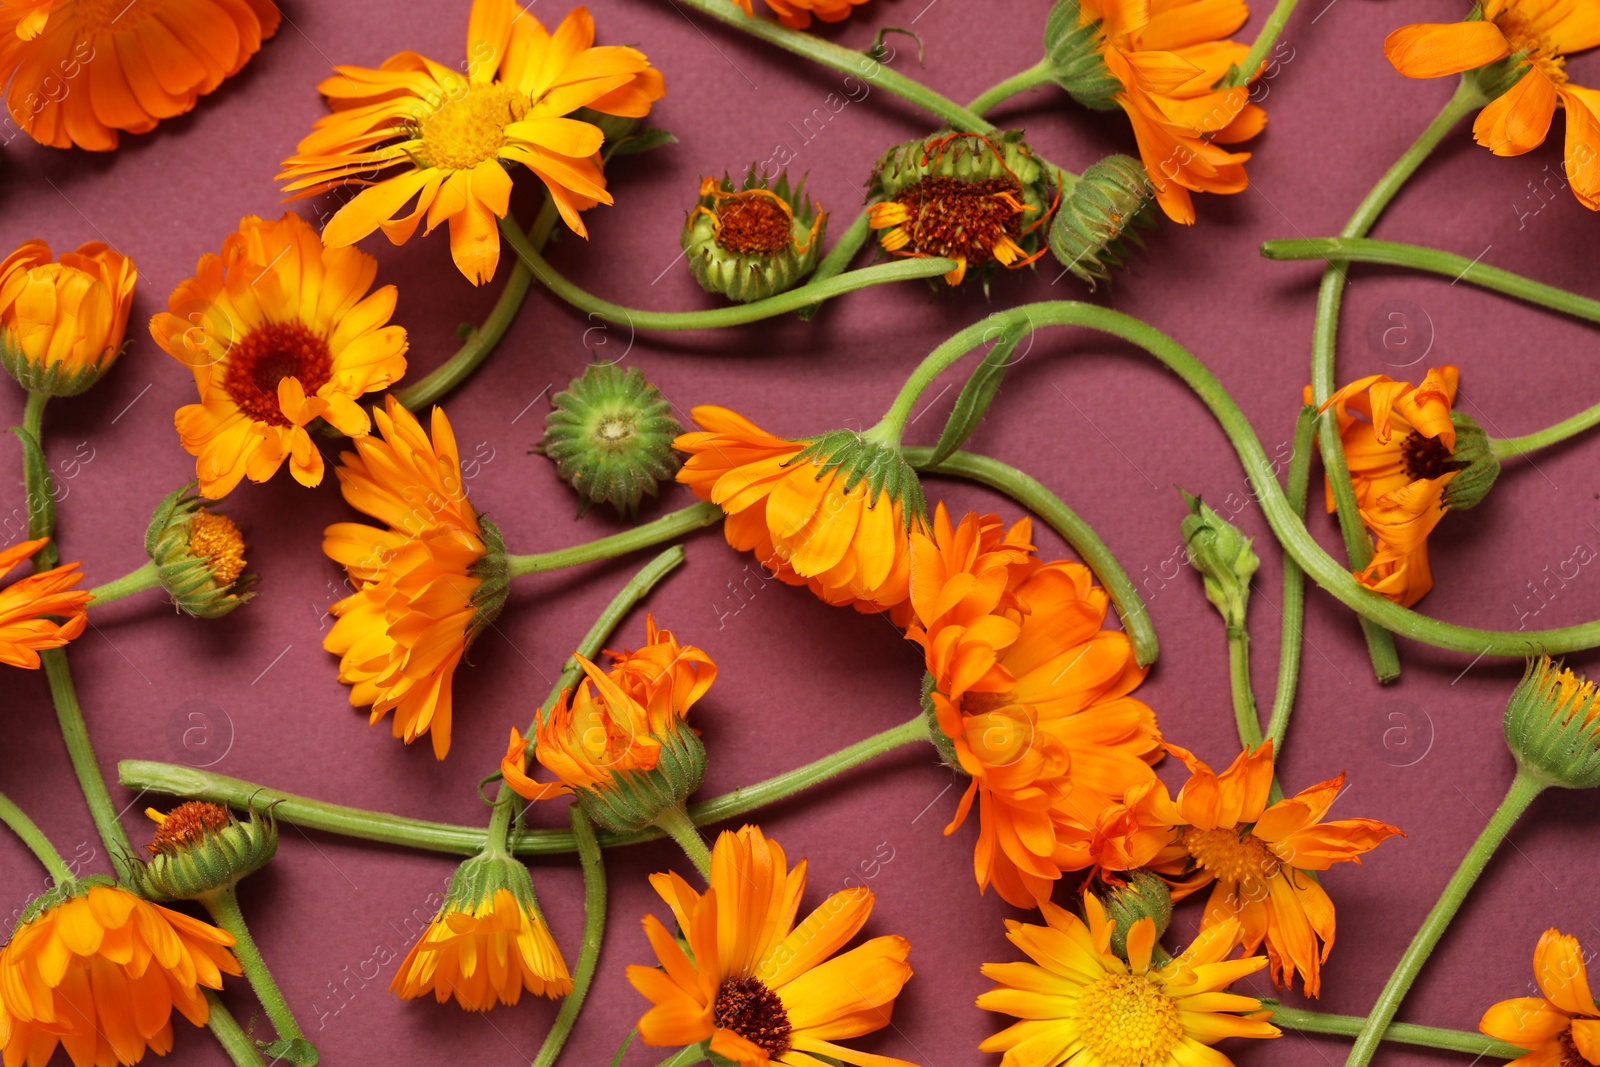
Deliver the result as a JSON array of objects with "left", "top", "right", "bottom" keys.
[
  {"left": 148, "top": 801, "right": 231, "bottom": 856},
  {"left": 1073, "top": 972, "right": 1183, "bottom": 1067},
  {"left": 1496, "top": 10, "right": 1568, "bottom": 86},
  {"left": 890, "top": 176, "right": 1027, "bottom": 265},
  {"left": 222, "top": 321, "right": 333, "bottom": 427},
  {"left": 1400, "top": 430, "right": 1462, "bottom": 482},
  {"left": 713, "top": 976, "right": 792, "bottom": 1056},
  {"left": 419, "top": 82, "right": 526, "bottom": 171},
  {"left": 715, "top": 195, "right": 795, "bottom": 256},
  {"left": 1184, "top": 826, "right": 1279, "bottom": 886},
  {"left": 187, "top": 512, "right": 247, "bottom": 585}
]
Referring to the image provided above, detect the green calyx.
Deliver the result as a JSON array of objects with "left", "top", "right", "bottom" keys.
[
  {"left": 1044, "top": 0, "right": 1122, "bottom": 110},
  {"left": 12, "top": 875, "right": 115, "bottom": 937},
  {"left": 573, "top": 723, "right": 707, "bottom": 834},
  {"left": 539, "top": 364, "right": 684, "bottom": 519},
  {"left": 466, "top": 517, "right": 510, "bottom": 646},
  {"left": 1440, "top": 412, "right": 1499, "bottom": 511},
  {"left": 1097, "top": 869, "right": 1174, "bottom": 961},
  {"left": 442, "top": 849, "right": 545, "bottom": 920},
  {"left": 870, "top": 129, "right": 1051, "bottom": 211},
  {"left": 127, "top": 803, "right": 278, "bottom": 902},
  {"left": 0, "top": 330, "right": 122, "bottom": 397},
  {"left": 1503, "top": 657, "right": 1600, "bottom": 790},
  {"left": 920, "top": 672, "right": 962, "bottom": 771},
  {"left": 790, "top": 428, "right": 928, "bottom": 531},
  {"left": 145, "top": 484, "right": 256, "bottom": 619},
  {"left": 1050, "top": 155, "right": 1156, "bottom": 287},
  {"left": 684, "top": 167, "right": 826, "bottom": 304},
  {"left": 1180, "top": 489, "right": 1260, "bottom": 633}
]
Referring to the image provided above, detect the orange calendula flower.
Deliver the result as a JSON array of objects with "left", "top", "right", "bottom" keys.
[
  {"left": 627, "top": 824, "right": 919, "bottom": 1066},
  {"left": 323, "top": 398, "right": 506, "bottom": 760},
  {"left": 0, "top": 0, "right": 279, "bottom": 150},
  {"left": 0, "top": 880, "right": 240, "bottom": 1067},
  {"left": 0, "top": 238, "right": 136, "bottom": 396},
  {"left": 906, "top": 506, "right": 1163, "bottom": 909},
  {"left": 278, "top": 0, "right": 665, "bottom": 285},
  {"left": 1480, "top": 928, "right": 1600, "bottom": 1064},
  {"left": 150, "top": 213, "right": 408, "bottom": 499},
  {"left": 0, "top": 537, "right": 88, "bottom": 668},
  {"left": 730, "top": 0, "right": 869, "bottom": 30},
  {"left": 1386, "top": 2, "right": 1600, "bottom": 209},
  {"left": 1149, "top": 741, "right": 1404, "bottom": 998},
  {"left": 978, "top": 895, "right": 1280, "bottom": 1067},
  {"left": 675, "top": 406, "right": 926, "bottom": 618}
]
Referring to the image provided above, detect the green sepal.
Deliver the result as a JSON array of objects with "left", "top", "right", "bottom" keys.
[
  {"left": 1440, "top": 411, "right": 1499, "bottom": 511},
  {"left": 1179, "top": 489, "right": 1259, "bottom": 633},
  {"left": 1044, "top": 0, "right": 1121, "bottom": 110},
  {"left": 609, "top": 127, "right": 678, "bottom": 157},
  {"left": 787, "top": 430, "right": 928, "bottom": 531},
  {"left": 539, "top": 363, "right": 683, "bottom": 519},
  {"left": 683, "top": 166, "right": 826, "bottom": 304},
  {"left": 573, "top": 724, "right": 707, "bottom": 834},
  {"left": 126, "top": 806, "right": 279, "bottom": 902},
  {"left": 920, "top": 671, "right": 961, "bottom": 772},
  {"left": 0, "top": 331, "right": 122, "bottom": 396},
  {"left": 1096, "top": 869, "right": 1174, "bottom": 962},
  {"left": 466, "top": 517, "right": 510, "bottom": 649},
  {"left": 11, "top": 875, "right": 116, "bottom": 939}
]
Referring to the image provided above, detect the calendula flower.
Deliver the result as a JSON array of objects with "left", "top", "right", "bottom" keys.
[
  {"left": 675, "top": 406, "right": 926, "bottom": 617},
  {"left": 392, "top": 852, "right": 570, "bottom": 1010},
  {"left": 978, "top": 894, "right": 1280, "bottom": 1067},
  {"left": 627, "top": 824, "right": 918, "bottom": 1066},
  {"left": 1480, "top": 928, "right": 1600, "bottom": 1064},
  {"left": 501, "top": 616, "right": 714, "bottom": 831},
  {"left": 0, "top": 537, "right": 88, "bottom": 668},
  {"left": 1386, "top": 2, "right": 1600, "bottom": 209},
  {"left": 149, "top": 213, "right": 408, "bottom": 499},
  {"left": 0, "top": 239, "right": 136, "bottom": 396},
  {"left": 323, "top": 399, "right": 507, "bottom": 760},
  {"left": 1149, "top": 741, "right": 1403, "bottom": 997},
  {"left": 130, "top": 802, "right": 278, "bottom": 902},
  {"left": 0, "top": 0, "right": 278, "bottom": 150},
  {"left": 278, "top": 0, "right": 665, "bottom": 285},
  {"left": 684, "top": 170, "right": 826, "bottom": 303},
  {"left": 1049, "top": 0, "right": 1266, "bottom": 225},
  {"left": 730, "top": 0, "right": 869, "bottom": 30},
  {"left": 906, "top": 506, "right": 1164, "bottom": 908},
  {"left": 0, "top": 880, "right": 240, "bottom": 1067}
]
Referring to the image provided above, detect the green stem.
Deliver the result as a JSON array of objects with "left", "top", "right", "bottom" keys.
[
  {"left": 1343, "top": 769, "right": 1545, "bottom": 1067},
  {"left": 392, "top": 197, "right": 559, "bottom": 412},
  {"left": 1268, "top": 1004, "right": 1520, "bottom": 1059},
  {"left": 797, "top": 210, "right": 871, "bottom": 321},
  {"left": 205, "top": 991, "right": 269, "bottom": 1067},
  {"left": 506, "top": 502, "right": 721, "bottom": 577},
  {"left": 1223, "top": 0, "right": 1300, "bottom": 88},
  {"left": 1229, "top": 629, "right": 1263, "bottom": 749},
  {"left": 202, "top": 886, "right": 307, "bottom": 1047},
  {"left": 87, "top": 560, "right": 162, "bottom": 607},
  {"left": 1309, "top": 78, "right": 1484, "bottom": 684},
  {"left": 0, "top": 789, "right": 74, "bottom": 884},
  {"left": 651, "top": 805, "right": 712, "bottom": 881},
  {"left": 1266, "top": 406, "right": 1315, "bottom": 753},
  {"left": 1491, "top": 401, "right": 1600, "bottom": 458},
  {"left": 651, "top": 1048, "right": 707, "bottom": 1067},
  {"left": 966, "top": 59, "right": 1055, "bottom": 115},
  {"left": 43, "top": 647, "right": 133, "bottom": 880},
  {"left": 499, "top": 215, "right": 955, "bottom": 331},
  {"left": 904, "top": 447, "right": 1158, "bottom": 667},
  {"left": 1260, "top": 237, "right": 1600, "bottom": 325},
  {"left": 530, "top": 808, "right": 606, "bottom": 1067},
  {"left": 874, "top": 318, "right": 998, "bottom": 444},
  {"left": 21, "top": 389, "right": 55, "bottom": 568}
]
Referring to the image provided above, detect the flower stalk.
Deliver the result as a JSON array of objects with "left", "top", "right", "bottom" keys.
[
  {"left": 205, "top": 992, "right": 270, "bottom": 1067},
  {"left": 201, "top": 886, "right": 308, "bottom": 1052},
  {"left": 1268, "top": 1003, "right": 1521, "bottom": 1059},
  {"left": 530, "top": 808, "right": 607, "bottom": 1067},
  {"left": 1267, "top": 406, "right": 1316, "bottom": 753},
  {"left": 650, "top": 805, "right": 713, "bottom": 881},
  {"left": 504, "top": 502, "right": 722, "bottom": 578},
  {"left": 0, "top": 789, "right": 74, "bottom": 884},
  {"left": 87, "top": 560, "right": 162, "bottom": 606}
]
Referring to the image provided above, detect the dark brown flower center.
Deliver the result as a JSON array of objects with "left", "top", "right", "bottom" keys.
[
  {"left": 1557, "top": 1029, "right": 1596, "bottom": 1067},
  {"left": 1399, "top": 430, "right": 1463, "bottom": 482},
  {"left": 223, "top": 322, "right": 332, "bottom": 427},
  {"left": 890, "top": 176, "right": 1027, "bottom": 264},
  {"left": 713, "top": 976, "right": 792, "bottom": 1056},
  {"left": 715, "top": 195, "right": 795, "bottom": 256},
  {"left": 149, "top": 801, "right": 231, "bottom": 855}
]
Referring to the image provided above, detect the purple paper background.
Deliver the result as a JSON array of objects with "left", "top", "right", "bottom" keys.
[{"left": 3, "top": 1, "right": 1600, "bottom": 1064}]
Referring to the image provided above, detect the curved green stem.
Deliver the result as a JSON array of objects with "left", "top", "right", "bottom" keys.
[
  {"left": 500, "top": 215, "right": 955, "bottom": 331},
  {"left": 874, "top": 316, "right": 1000, "bottom": 444},
  {"left": 904, "top": 447, "right": 1158, "bottom": 667},
  {"left": 967, "top": 59, "right": 1055, "bottom": 115},
  {"left": 202, "top": 886, "right": 307, "bottom": 1049},
  {"left": 1491, "top": 400, "right": 1600, "bottom": 458},
  {"left": 651, "top": 805, "right": 712, "bottom": 882},
  {"left": 1223, "top": 0, "right": 1301, "bottom": 88},
  {"left": 1266, "top": 406, "right": 1315, "bottom": 753},
  {"left": 531, "top": 808, "right": 606, "bottom": 1067},
  {"left": 1268, "top": 1004, "right": 1519, "bottom": 1059},
  {"left": 43, "top": 648, "right": 133, "bottom": 880},
  {"left": 1343, "top": 770, "right": 1545, "bottom": 1067},
  {"left": 87, "top": 560, "right": 161, "bottom": 607},
  {"left": 506, "top": 502, "right": 721, "bottom": 578},
  {"left": 1260, "top": 237, "right": 1600, "bottom": 325},
  {"left": 1309, "top": 78, "right": 1485, "bottom": 683},
  {"left": 0, "top": 789, "right": 74, "bottom": 884},
  {"left": 205, "top": 991, "right": 269, "bottom": 1067},
  {"left": 797, "top": 210, "right": 871, "bottom": 321},
  {"left": 1229, "top": 630, "right": 1262, "bottom": 750}
]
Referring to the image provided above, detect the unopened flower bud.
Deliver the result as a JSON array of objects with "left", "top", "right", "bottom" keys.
[
  {"left": 1180, "top": 490, "right": 1259, "bottom": 632},
  {"left": 1049, "top": 155, "right": 1155, "bottom": 286},
  {"left": 0, "top": 240, "right": 136, "bottom": 396},
  {"left": 684, "top": 169, "right": 825, "bottom": 303},
  {"left": 1504, "top": 657, "right": 1600, "bottom": 789},
  {"left": 539, "top": 363, "right": 683, "bottom": 519},
  {"left": 128, "top": 801, "right": 277, "bottom": 901},
  {"left": 1097, "top": 869, "right": 1174, "bottom": 961},
  {"left": 146, "top": 485, "right": 255, "bottom": 618}
]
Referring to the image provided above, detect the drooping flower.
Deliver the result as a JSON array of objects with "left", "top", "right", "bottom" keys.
[
  {"left": 323, "top": 399, "right": 506, "bottom": 760},
  {"left": 729, "top": 0, "right": 870, "bottom": 30},
  {"left": 0, "top": 537, "right": 88, "bottom": 668},
  {"left": 1386, "top": 2, "right": 1600, "bottom": 209},
  {"left": 0, "top": 0, "right": 279, "bottom": 150},
  {"left": 906, "top": 506, "right": 1164, "bottom": 908},
  {"left": 977, "top": 894, "right": 1280, "bottom": 1067},
  {"left": 0, "top": 880, "right": 240, "bottom": 1067},
  {"left": 149, "top": 213, "right": 408, "bottom": 499},
  {"left": 278, "top": 0, "right": 665, "bottom": 284},
  {"left": 627, "top": 824, "right": 919, "bottom": 1066},
  {"left": 675, "top": 406, "right": 927, "bottom": 618},
  {"left": 684, "top": 170, "right": 826, "bottom": 302},
  {"left": 0, "top": 238, "right": 135, "bottom": 396},
  {"left": 1148, "top": 741, "right": 1404, "bottom": 997},
  {"left": 1480, "top": 928, "right": 1600, "bottom": 1064}
]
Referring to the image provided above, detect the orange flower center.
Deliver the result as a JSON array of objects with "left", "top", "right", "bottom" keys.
[
  {"left": 1184, "top": 826, "right": 1279, "bottom": 886},
  {"left": 714, "top": 193, "right": 795, "bottom": 256},
  {"left": 1496, "top": 8, "right": 1569, "bottom": 86},
  {"left": 222, "top": 321, "right": 332, "bottom": 427},
  {"left": 148, "top": 801, "right": 231, "bottom": 855},
  {"left": 187, "top": 511, "right": 246, "bottom": 586},
  {"left": 883, "top": 176, "right": 1029, "bottom": 266},
  {"left": 1072, "top": 972, "right": 1183, "bottom": 1067},
  {"left": 1400, "top": 431, "right": 1462, "bottom": 482},
  {"left": 713, "top": 976, "right": 792, "bottom": 1056},
  {"left": 418, "top": 82, "right": 527, "bottom": 171}
]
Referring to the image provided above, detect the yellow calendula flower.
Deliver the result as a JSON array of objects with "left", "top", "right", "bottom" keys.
[
  {"left": 0, "top": 238, "right": 136, "bottom": 396},
  {"left": 279, "top": 0, "right": 665, "bottom": 284},
  {"left": 1480, "top": 928, "right": 1600, "bottom": 1064},
  {"left": 149, "top": 213, "right": 408, "bottom": 499}
]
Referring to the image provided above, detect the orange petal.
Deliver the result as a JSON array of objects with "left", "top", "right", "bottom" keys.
[{"left": 1384, "top": 21, "right": 1510, "bottom": 79}]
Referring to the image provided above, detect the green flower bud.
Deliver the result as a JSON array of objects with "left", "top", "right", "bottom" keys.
[
  {"left": 1504, "top": 657, "right": 1600, "bottom": 790},
  {"left": 466, "top": 516, "right": 509, "bottom": 646},
  {"left": 684, "top": 168, "right": 825, "bottom": 303},
  {"left": 1043, "top": 0, "right": 1121, "bottom": 110},
  {"left": 1440, "top": 411, "right": 1499, "bottom": 511},
  {"left": 1098, "top": 869, "right": 1174, "bottom": 961},
  {"left": 539, "top": 364, "right": 683, "bottom": 519},
  {"left": 146, "top": 485, "right": 255, "bottom": 618},
  {"left": 127, "top": 802, "right": 277, "bottom": 902},
  {"left": 572, "top": 722, "right": 707, "bottom": 834},
  {"left": 1049, "top": 155, "right": 1156, "bottom": 287},
  {"left": 1180, "top": 490, "right": 1259, "bottom": 632}
]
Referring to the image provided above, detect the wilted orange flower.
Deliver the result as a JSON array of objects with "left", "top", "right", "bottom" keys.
[
  {"left": 1149, "top": 741, "right": 1403, "bottom": 997},
  {"left": 1480, "top": 928, "right": 1600, "bottom": 1064},
  {"left": 0, "top": 881, "right": 240, "bottom": 1067},
  {"left": 150, "top": 213, "right": 408, "bottom": 499},
  {"left": 1386, "top": 2, "right": 1600, "bottom": 209},
  {"left": 675, "top": 406, "right": 925, "bottom": 618},
  {"left": 730, "top": 0, "right": 870, "bottom": 30},
  {"left": 0, "top": 0, "right": 279, "bottom": 150},
  {"left": 627, "top": 824, "right": 918, "bottom": 1066},
  {"left": 0, "top": 537, "right": 88, "bottom": 668},
  {"left": 906, "top": 506, "right": 1163, "bottom": 909},
  {"left": 279, "top": 0, "right": 665, "bottom": 284},
  {"left": 323, "top": 398, "right": 496, "bottom": 760},
  {"left": 0, "top": 239, "right": 135, "bottom": 396}
]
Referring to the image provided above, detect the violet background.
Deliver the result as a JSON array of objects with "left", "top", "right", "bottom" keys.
[{"left": 3, "top": 0, "right": 1600, "bottom": 1064}]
